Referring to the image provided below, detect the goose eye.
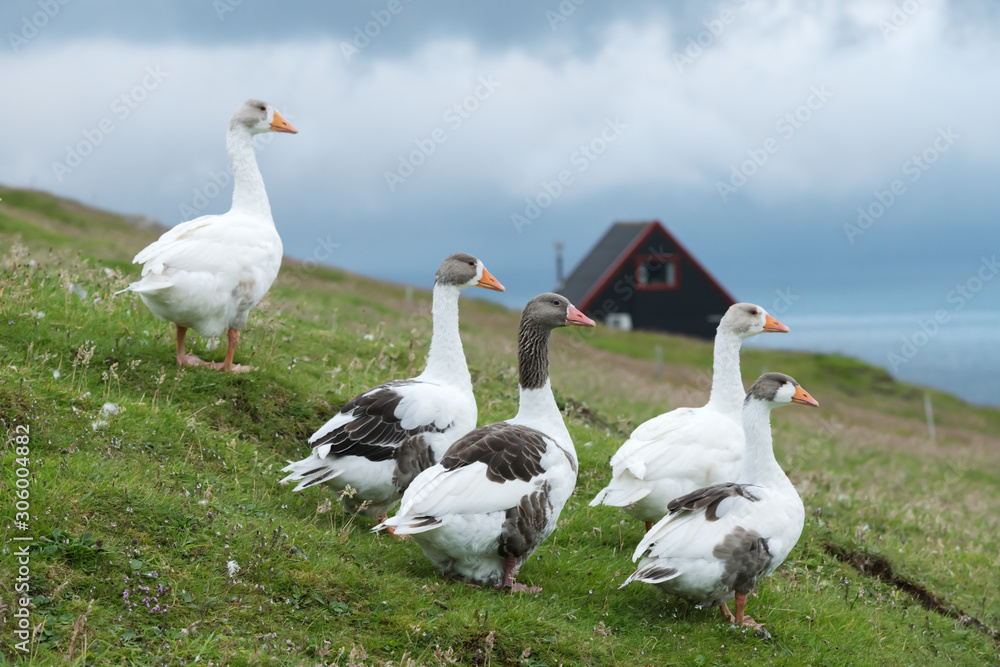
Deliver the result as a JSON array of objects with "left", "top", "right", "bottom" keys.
[
  {"left": 468, "top": 261, "right": 476, "bottom": 267},
  {"left": 258, "top": 105, "right": 266, "bottom": 111},
  {"left": 750, "top": 309, "right": 759, "bottom": 315}
]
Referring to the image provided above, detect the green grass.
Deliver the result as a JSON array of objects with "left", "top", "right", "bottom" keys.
[{"left": 1, "top": 188, "right": 998, "bottom": 665}]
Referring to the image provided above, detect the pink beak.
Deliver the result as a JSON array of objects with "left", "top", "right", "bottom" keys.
[{"left": 566, "top": 305, "right": 596, "bottom": 327}]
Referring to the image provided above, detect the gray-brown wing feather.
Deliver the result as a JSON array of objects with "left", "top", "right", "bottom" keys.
[
  {"left": 392, "top": 435, "right": 436, "bottom": 490},
  {"left": 498, "top": 481, "right": 554, "bottom": 559},
  {"left": 312, "top": 380, "right": 449, "bottom": 463},
  {"left": 666, "top": 483, "right": 761, "bottom": 521},
  {"left": 713, "top": 526, "right": 772, "bottom": 593},
  {"left": 440, "top": 423, "right": 549, "bottom": 483}
]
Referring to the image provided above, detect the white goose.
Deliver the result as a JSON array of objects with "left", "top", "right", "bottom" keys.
[
  {"left": 377, "top": 293, "right": 595, "bottom": 591},
  {"left": 620, "top": 372, "right": 817, "bottom": 628},
  {"left": 118, "top": 99, "right": 297, "bottom": 372},
  {"left": 590, "top": 303, "right": 788, "bottom": 530},
  {"left": 280, "top": 254, "right": 504, "bottom": 520}
]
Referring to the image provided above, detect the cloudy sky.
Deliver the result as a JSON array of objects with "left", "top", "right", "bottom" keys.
[{"left": 3, "top": 0, "right": 1000, "bottom": 399}]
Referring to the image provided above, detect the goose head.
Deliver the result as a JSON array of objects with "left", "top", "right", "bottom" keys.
[
  {"left": 230, "top": 99, "right": 298, "bottom": 135},
  {"left": 718, "top": 302, "right": 788, "bottom": 339},
  {"left": 746, "top": 372, "right": 818, "bottom": 408},
  {"left": 522, "top": 293, "right": 596, "bottom": 329},
  {"left": 435, "top": 253, "right": 505, "bottom": 292}
]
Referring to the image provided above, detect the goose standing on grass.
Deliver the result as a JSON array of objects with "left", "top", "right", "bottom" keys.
[
  {"left": 590, "top": 303, "right": 788, "bottom": 530},
  {"left": 376, "top": 294, "right": 595, "bottom": 592},
  {"left": 118, "top": 99, "right": 297, "bottom": 372},
  {"left": 620, "top": 372, "right": 817, "bottom": 628},
  {"left": 280, "top": 254, "right": 504, "bottom": 521}
]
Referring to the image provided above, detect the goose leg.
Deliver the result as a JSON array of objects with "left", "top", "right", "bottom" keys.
[
  {"left": 732, "top": 592, "right": 763, "bottom": 629},
  {"left": 217, "top": 328, "right": 254, "bottom": 373},
  {"left": 497, "top": 556, "right": 541, "bottom": 593},
  {"left": 175, "top": 325, "right": 209, "bottom": 367},
  {"left": 376, "top": 514, "right": 405, "bottom": 539},
  {"left": 719, "top": 603, "right": 736, "bottom": 623}
]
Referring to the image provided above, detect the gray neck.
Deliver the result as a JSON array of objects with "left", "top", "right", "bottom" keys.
[
  {"left": 226, "top": 124, "right": 272, "bottom": 218},
  {"left": 421, "top": 283, "right": 470, "bottom": 385},
  {"left": 738, "top": 399, "right": 790, "bottom": 485},
  {"left": 518, "top": 321, "right": 551, "bottom": 390},
  {"left": 706, "top": 330, "right": 745, "bottom": 416}
]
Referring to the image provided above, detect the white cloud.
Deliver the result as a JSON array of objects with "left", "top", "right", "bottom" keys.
[{"left": 2, "top": 0, "right": 996, "bottom": 227}]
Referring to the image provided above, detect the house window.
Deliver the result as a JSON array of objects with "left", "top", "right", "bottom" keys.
[{"left": 635, "top": 254, "right": 678, "bottom": 290}]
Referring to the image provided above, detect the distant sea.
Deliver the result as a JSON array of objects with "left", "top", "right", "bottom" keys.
[{"left": 743, "top": 310, "right": 1000, "bottom": 408}]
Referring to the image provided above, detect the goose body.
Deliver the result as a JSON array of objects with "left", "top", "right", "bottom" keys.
[
  {"left": 119, "top": 99, "right": 298, "bottom": 371},
  {"left": 620, "top": 373, "right": 817, "bottom": 627},
  {"left": 378, "top": 294, "right": 595, "bottom": 590},
  {"left": 590, "top": 304, "right": 788, "bottom": 528},
  {"left": 280, "top": 254, "right": 504, "bottom": 518}
]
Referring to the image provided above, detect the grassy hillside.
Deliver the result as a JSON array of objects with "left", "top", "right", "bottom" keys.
[{"left": 1, "top": 187, "right": 998, "bottom": 666}]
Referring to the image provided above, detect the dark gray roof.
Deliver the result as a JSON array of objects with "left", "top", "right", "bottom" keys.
[{"left": 556, "top": 222, "right": 650, "bottom": 304}]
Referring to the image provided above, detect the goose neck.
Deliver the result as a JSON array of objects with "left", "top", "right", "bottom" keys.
[
  {"left": 706, "top": 329, "right": 745, "bottom": 416},
  {"left": 518, "top": 320, "right": 551, "bottom": 391},
  {"left": 738, "top": 399, "right": 788, "bottom": 485},
  {"left": 421, "top": 283, "right": 470, "bottom": 385},
  {"left": 226, "top": 124, "right": 272, "bottom": 219}
]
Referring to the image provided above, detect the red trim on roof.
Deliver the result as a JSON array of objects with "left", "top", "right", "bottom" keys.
[{"left": 577, "top": 221, "right": 736, "bottom": 312}]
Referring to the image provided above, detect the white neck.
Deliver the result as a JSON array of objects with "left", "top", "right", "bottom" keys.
[
  {"left": 706, "top": 329, "right": 745, "bottom": 416},
  {"left": 738, "top": 399, "right": 791, "bottom": 486},
  {"left": 512, "top": 380, "right": 573, "bottom": 451},
  {"left": 420, "top": 283, "right": 471, "bottom": 386},
  {"left": 226, "top": 125, "right": 272, "bottom": 219}
]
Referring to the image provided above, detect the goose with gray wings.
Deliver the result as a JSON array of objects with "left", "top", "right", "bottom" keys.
[
  {"left": 280, "top": 254, "right": 504, "bottom": 520},
  {"left": 590, "top": 303, "right": 789, "bottom": 530},
  {"left": 118, "top": 99, "right": 298, "bottom": 372},
  {"left": 620, "top": 372, "right": 817, "bottom": 629},
  {"left": 377, "top": 293, "right": 595, "bottom": 592}
]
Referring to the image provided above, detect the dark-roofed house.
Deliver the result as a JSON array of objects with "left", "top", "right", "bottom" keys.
[{"left": 556, "top": 221, "right": 735, "bottom": 339}]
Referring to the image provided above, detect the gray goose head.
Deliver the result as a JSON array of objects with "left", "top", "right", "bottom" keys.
[
  {"left": 521, "top": 293, "right": 595, "bottom": 330},
  {"left": 518, "top": 293, "right": 595, "bottom": 389},
  {"left": 745, "top": 372, "right": 818, "bottom": 407},
  {"left": 229, "top": 99, "right": 298, "bottom": 135},
  {"left": 435, "top": 253, "right": 504, "bottom": 291},
  {"left": 718, "top": 303, "right": 788, "bottom": 339}
]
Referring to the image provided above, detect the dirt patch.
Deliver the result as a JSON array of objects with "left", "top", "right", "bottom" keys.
[{"left": 823, "top": 540, "right": 999, "bottom": 645}]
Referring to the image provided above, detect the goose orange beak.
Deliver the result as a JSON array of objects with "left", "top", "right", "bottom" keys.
[
  {"left": 792, "top": 385, "right": 819, "bottom": 407},
  {"left": 270, "top": 110, "right": 298, "bottom": 134},
  {"left": 763, "top": 313, "right": 789, "bottom": 333},
  {"left": 567, "top": 305, "right": 596, "bottom": 327},
  {"left": 476, "top": 267, "right": 505, "bottom": 292}
]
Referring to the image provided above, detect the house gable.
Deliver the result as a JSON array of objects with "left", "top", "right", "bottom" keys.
[{"left": 559, "top": 221, "right": 736, "bottom": 339}]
